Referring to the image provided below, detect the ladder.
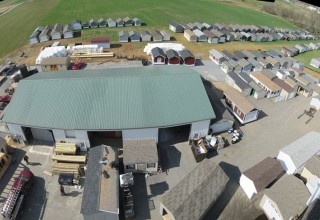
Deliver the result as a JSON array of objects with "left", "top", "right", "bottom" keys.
[{"left": 1, "top": 183, "right": 23, "bottom": 217}]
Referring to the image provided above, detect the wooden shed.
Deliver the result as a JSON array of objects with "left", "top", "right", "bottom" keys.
[
  {"left": 89, "top": 19, "right": 98, "bottom": 28},
  {"left": 39, "top": 25, "right": 53, "bottom": 42},
  {"left": 118, "top": 31, "right": 129, "bottom": 43},
  {"left": 41, "top": 56, "right": 71, "bottom": 72},
  {"left": 168, "top": 22, "right": 184, "bottom": 33},
  {"left": 160, "top": 30, "right": 170, "bottom": 41},
  {"left": 98, "top": 18, "right": 106, "bottom": 27},
  {"left": 51, "top": 23, "right": 63, "bottom": 40},
  {"left": 141, "top": 31, "right": 152, "bottom": 42},
  {"left": 63, "top": 24, "right": 73, "bottom": 39},
  {"left": 193, "top": 29, "right": 207, "bottom": 42},
  {"left": 151, "top": 47, "right": 166, "bottom": 65},
  {"left": 129, "top": 30, "right": 140, "bottom": 42},
  {"left": 149, "top": 30, "right": 163, "bottom": 42},
  {"left": 29, "top": 26, "right": 44, "bottom": 44},
  {"left": 72, "top": 20, "right": 82, "bottom": 31},
  {"left": 165, "top": 49, "right": 180, "bottom": 65},
  {"left": 179, "top": 50, "right": 195, "bottom": 66},
  {"left": 133, "top": 17, "right": 141, "bottom": 26},
  {"left": 184, "top": 29, "right": 197, "bottom": 42},
  {"left": 123, "top": 17, "right": 132, "bottom": 27},
  {"left": 107, "top": 18, "right": 116, "bottom": 27},
  {"left": 91, "top": 37, "right": 110, "bottom": 49},
  {"left": 116, "top": 18, "right": 124, "bottom": 27}
]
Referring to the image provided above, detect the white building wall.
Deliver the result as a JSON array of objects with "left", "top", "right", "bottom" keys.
[
  {"left": 6, "top": 123, "right": 26, "bottom": 141},
  {"left": 52, "top": 129, "right": 90, "bottom": 151},
  {"left": 240, "top": 174, "right": 257, "bottom": 199},
  {"left": 189, "top": 120, "right": 210, "bottom": 140},
  {"left": 123, "top": 128, "right": 158, "bottom": 143},
  {"left": 277, "top": 151, "right": 297, "bottom": 174}
]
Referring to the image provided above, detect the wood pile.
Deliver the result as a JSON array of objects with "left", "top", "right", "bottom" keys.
[
  {"left": 52, "top": 154, "right": 86, "bottom": 163},
  {"left": 54, "top": 142, "right": 77, "bottom": 155},
  {"left": 52, "top": 161, "right": 82, "bottom": 174}
]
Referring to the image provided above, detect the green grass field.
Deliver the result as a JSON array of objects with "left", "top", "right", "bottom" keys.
[
  {"left": 295, "top": 50, "right": 320, "bottom": 73},
  {"left": 0, "top": 0, "right": 297, "bottom": 59}
]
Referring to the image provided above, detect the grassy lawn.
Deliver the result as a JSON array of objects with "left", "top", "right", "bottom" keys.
[
  {"left": 295, "top": 50, "right": 320, "bottom": 74},
  {"left": 0, "top": 0, "right": 297, "bottom": 59}
]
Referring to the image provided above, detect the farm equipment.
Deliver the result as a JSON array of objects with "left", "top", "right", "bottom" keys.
[
  {"left": 297, "top": 107, "right": 317, "bottom": 124},
  {"left": 1, "top": 169, "right": 34, "bottom": 220}
]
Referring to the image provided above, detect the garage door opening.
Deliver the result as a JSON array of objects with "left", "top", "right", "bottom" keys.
[
  {"left": 22, "top": 127, "right": 55, "bottom": 145},
  {"left": 158, "top": 124, "right": 191, "bottom": 144},
  {"left": 88, "top": 131, "right": 122, "bottom": 148}
]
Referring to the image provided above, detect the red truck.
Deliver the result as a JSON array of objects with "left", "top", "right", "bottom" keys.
[
  {"left": 1, "top": 169, "right": 34, "bottom": 220},
  {"left": 0, "top": 95, "right": 12, "bottom": 103}
]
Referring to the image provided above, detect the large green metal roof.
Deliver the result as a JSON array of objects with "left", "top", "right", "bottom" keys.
[{"left": 3, "top": 66, "right": 215, "bottom": 130}]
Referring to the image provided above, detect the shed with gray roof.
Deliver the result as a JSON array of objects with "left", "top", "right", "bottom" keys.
[
  {"left": 123, "top": 17, "right": 132, "bottom": 27},
  {"left": 159, "top": 160, "right": 229, "bottom": 220},
  {"left": 149, "top": 30, "right": 163, "bottom": 42},
  {"left": 98, "top": 18, "right": 106, "bottom": 27},
  {"left": 225, "top": 71, "right": 252, "bottom": 96},
  {"left": 116, "top": 18, "right": 124, "bottom": 27},
  {"left": 141, "top": 31, "right": 152, "bottom": 42},
  {"left": 169, "top": 22, "right": 184, "bottom": 33},
  {"left": 63, "top": 24, "right": 73, "bottom": 39},
  {"left": 310, "top": 58, "right": 320, "bottom": 68},
  {"left": 107, "top": 18, "right": 116, "bottom": 27},
  {"left": 247, "top": 58, "right": 263, "bottom": 72},
  {"left": 118, "top": 31, "right": 129, "bottom": 43},
  {"left": 129, "top": 30, "right": 140, "bottom": 42},
  {"left": 133, "top": 17, "right": 141, "bottom": 26},
  {"left": 72, "top": 20, "right": 82, "bottom": 30},
  {"left": 89, "top": 19, "right": 98, "bottom": 28},
  {"left": 39, "top": 25, "right": 52, "bottom": 42},
  {"left": 237, "top": 58, "right": 253, "bottom": 72},
  {"left": 204, "top": 30, "right": 218, "bottom": 43},
  {"left": 209, "top": 49, "right": 226, "bottom": 65},
  {"left": 184, "top": 29, "right": 197, "bottom": 42},
  {"left": 160, "top": 30, "right": 170, "bottom": 41},
  {"left": 29, "top": 26, "right": 44, "bottom": 44},
  {"left": 165, "top": 49, "right": 180, "bottom": 65},
  {"left": 193, "top": 29, "right": 207, "bottom": 42}
]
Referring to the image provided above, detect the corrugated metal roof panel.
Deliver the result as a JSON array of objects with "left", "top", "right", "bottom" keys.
[{"left": 3, "top": 66, "right": 215, "bottom": 130}]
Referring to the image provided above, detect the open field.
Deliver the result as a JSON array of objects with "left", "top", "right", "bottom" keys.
[
  {"left": 295, "top": 50, "right": 320, "bottom": 75},
  {"left": 0, "top": 0, "right": 297, "bottom": 60}
]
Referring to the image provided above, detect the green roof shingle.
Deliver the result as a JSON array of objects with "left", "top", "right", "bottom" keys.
[{"left": 3, "top": 66, "right": 215, "bottom": 130}]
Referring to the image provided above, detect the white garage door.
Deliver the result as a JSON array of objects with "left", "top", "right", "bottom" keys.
[{"left": 31, "top": 128, "right": 54, "bottom": 143}]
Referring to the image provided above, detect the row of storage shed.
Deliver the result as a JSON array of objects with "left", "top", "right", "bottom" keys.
[
  {"left": 150, "top": 47, "right": 196, "bottom": 66},
  {"left": 29, "top": 24, "right": 74, "bottom": 44},
  {"left": 118, "top": 30, "right": 170, "bottom": 43},
  {"left": 71, "top": 17, "right": 141, "bottom": 30}
]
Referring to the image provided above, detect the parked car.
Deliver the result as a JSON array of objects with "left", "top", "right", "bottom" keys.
[
  {"left": 0, "top": 95, "right": 12, "bottom": 103},
  {"left": 0, "top": 102, "right": 7, "bottom": 110},
  {"left": 71, "top": 61, "right": 85, "bottom": 70}
]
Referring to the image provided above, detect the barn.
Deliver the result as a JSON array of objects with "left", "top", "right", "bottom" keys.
[
  {"left": 51, "top": 23, "right": 63, "bottom": 40},
  {"left": 129, "top": 30, "right": 140, "bottom": 42},
  {"left": 107, "top": 18, "right": 116, "bottom": 27},
  {"left": 91, "top": 37, "right": 110, "bottom": 49},
  {"left": 133, "top": 18, "right": 141, "bottom": 26},
  {"left": 118, "top": 31, "right": 129, "bottom": 43},
  {"left": 89, "top": 19, "right": 98, "bottom": 28},
  {"left": 29, "top": 26, "right": 44, "bottom": 44},
  {"left": 39, "top": 25, "right": 52, "bottom": 42},
  {"left": 72, "top": 20, "right": 82, "bottom": 30},
  {"left": 151, "top": 47, "right": 166, "bottom": 65},
  {"left": 169, "top": 22, "right": 184, "bottom": 33},
  {"left": 165, "top": 49, "right": 180, "bottom": 65},
  {"left": 123, "top": 17, "right": 132, "bottom": 27},
  {"left": 98, "top": 18, "right": 106, "bottom": 27},
  {"left": 63, "top": 24, "right": 74, "bottom": 39},
  {"left": 179, "top": 50, "right": 195, "bottom": 66},
  {"left": 3, "top": 66, "right": 215, "bottom": 150}
]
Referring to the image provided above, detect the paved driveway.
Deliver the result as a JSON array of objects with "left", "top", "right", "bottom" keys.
[{"left": 191, "top": 60, "right": 226, "bottom": 82}]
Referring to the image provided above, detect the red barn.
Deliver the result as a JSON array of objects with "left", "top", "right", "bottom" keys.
[
  {"left": 179, "top": 49, "right": 196, "bottom": 66},
  {"left": 165, "top": 49, "right": 180, "bottom": 65},
  {"left": 151, "top": 47, "right": 166, "bottom": 65}
]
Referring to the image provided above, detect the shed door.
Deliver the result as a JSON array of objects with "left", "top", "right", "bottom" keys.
[
  {"left": 30, "top": 128, "right": 54, "bottom": 143},
  {"left": 50, "top": 65, "right": 58, "bottom": 71},
  {"left": 137, "top": 163, "right": 146, "bottom": 171}
]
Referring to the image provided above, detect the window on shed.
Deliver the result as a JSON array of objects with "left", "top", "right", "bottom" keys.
[
  {"left": 65, "top": 130, "right": 76, "bottom": 138},
  {"left": 126, "top": 164, "right": 135, "bottom": 169},
  {"left": 236, "top": 108, "right": 242, "bottom": 116},
  {"left": 147, "top": 163, "right": 156, "bottom": 168}
]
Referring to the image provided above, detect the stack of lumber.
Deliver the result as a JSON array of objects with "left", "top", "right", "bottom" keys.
[
  {"left": 54, "top": 142, "right": 77, "bottom": 155},
  {"left": 52, "top": 161, "right": 81, "bottom": 174},
  {"left": 52, "top": 154, "right": 86, "bottom": 164}
]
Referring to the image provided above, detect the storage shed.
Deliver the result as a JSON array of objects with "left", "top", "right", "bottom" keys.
[
  {"left": 272, "top": 78, "right": 296, "bottom": 101},
  {"left": 51, "top": 23, "right": 63, "bottom": 40},
  {"left": 72, "top": 20, "right": 82, "bottom": 30},
  {"left": 179, "top": 50, "right": 195, "bottom": 66},
  {"left": 89, "top": 19, "right": 98, "bottom": 28},
  {"left": 247, "top": 58, "right": 263, "bottom": 72},
  {"left": 193, "top": 29, "right": 207, "bottom": 42},
  {"left": 160, "top": 30, "right": 170, "bottom": 41},
  {"left": 98, "top": 18, "right": 106, "bottom": 27},
  {"left": 133, "top": 18, "right": 141, "bottom": 26},
  {"left": 310, "top": 58, "right": 320, "bottom": 68},
  {"left": 39, "top": 25, "right": 53, "bottom": 42},
  {"left": 277, "top": 131, "right": 320, "bottom": 174},
  {"left": 151, "top": 47, "right": 166, "bottom": 65},
  {"left": 184, "top": 29, "right": 197, "bottom": 42},
  {"left": 81, "top": 145, "right": 119, "bottom": 220},
  {"left": 209, "top": 49, "right": 226, "bottom": 65},
  {"left": 141, "top": 31, "right": 152, "bottom": 42},
  {"left": 159, "top": 160, "right": 229, "bottom": 220},
  {"left": 116, "top": 18, "right": 124, "bottom": 27},
  {"left": 228, "top": 59, "right": 242, "bottom": 73},
  {"left": 169, "top": 22, "right": 184, "bottom": 33},
  {"left": 237, "top": 58, "right": 252, "bottom": 72},
  {"left": 221, "top": 61, "right": 234, "bottom": 73},
  {"left": 165, "top": 49, "right": 180, "bottom": 65},
  {"left": 29, "top": 26, "right": 44, "bottom": 44},
  {"left": 225, "top": 71, "right": 252, "bottom": 96},
  {"left": 129, "top": 30, "right": 140, "bottom": 42},
  {"left": 91, "top": 37, "right": 110, "bottom": 49},
  {"left": 204, "top": 30, "right": 218, "bottom": 44},
  {"left": 149, "top": 30, "right": 163, "bottom": 42},
  {"left": 123, "top": 140, "right": 158, "bottom": 173},
  {"left": 63, "top": 24, "right": 73, "bottom": 39},
  {"left": 82, "top": 22, "right": 89, "bottom": 29},
  {"left": 259, "top": 175, "right": 309, "bottom": 220},
  {"left": 224, "top": 88, "right": 259, "bottom": 124},
  {"left": 107, "top": 18, "right": 116, "bottom": 27},
  {"left": 41, "top": 56, "right": 71, "bottom": 72},
  {"left": 250, "top": 72, "right": 282, "bottom": 98},
  {"left": 123, "top": 17, "right": 132, "bottom": 27},
  {"left": 240, "top": 157, "right": 283, "bottom": 199},
  {"left": 119, "top": 31, "right": 129, "bottom": 43}
]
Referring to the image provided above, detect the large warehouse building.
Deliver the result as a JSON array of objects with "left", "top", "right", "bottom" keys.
[{"left": 3, "top": 66, "right": 215, "bottom": 151}]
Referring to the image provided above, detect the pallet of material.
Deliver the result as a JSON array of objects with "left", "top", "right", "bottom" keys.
[
  {"left": 54, "top": 142, "right": 77, "bottom": 155},
  {"left": 52, "top": 162, "right": 80, "bottom": 174},
  {"left": 52, "top": 154, "right": 86, "bottom": 163}
]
